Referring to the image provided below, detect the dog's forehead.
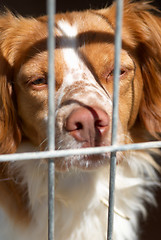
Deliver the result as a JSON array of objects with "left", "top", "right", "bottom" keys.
[
  {"left": 55, "top": 10, "right": 114, "bottom": 34},
  {"left": 54, "top": 15, "right": 113, "bottom": 107},
  {"left": 56, "top": 19, "right": 95, "bottom": 87},
  {"left": 55, "top": 11, "right": 114, "bottom": 47},
  {"left": 54, "top": 11, "right": 115, "bottom": 73},
  {"left": 55, "top": 13, "right": 112, "bottom": 79}
]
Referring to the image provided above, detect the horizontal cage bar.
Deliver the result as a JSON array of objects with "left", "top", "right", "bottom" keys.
[{"left": 0, "top": 141, "right": 161, "bottom": 163}]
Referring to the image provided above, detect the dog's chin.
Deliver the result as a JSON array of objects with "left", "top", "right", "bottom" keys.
[{"left": 54, "top": 153, "right": 111, "bottom": 172}]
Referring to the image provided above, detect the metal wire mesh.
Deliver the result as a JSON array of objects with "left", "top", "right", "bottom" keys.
[
  {"left": 47, "top": 0, "right": 56, "bottom": 239},
  {"left": 0, "top": 0, "right": 161, "bottom": 240},
  {"left": 107, "top": 0, "right": 123, "bottom": 238}
]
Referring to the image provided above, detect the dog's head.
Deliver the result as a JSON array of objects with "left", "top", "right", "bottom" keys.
[{"left": 0, "top": 2, "right": 161, "bottom": 170}]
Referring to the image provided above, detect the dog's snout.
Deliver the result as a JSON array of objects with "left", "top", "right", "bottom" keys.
[{"left": 65, "top": 107, "right": 109, "bottom": 147}]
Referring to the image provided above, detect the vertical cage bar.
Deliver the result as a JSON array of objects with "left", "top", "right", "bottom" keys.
[
  {"left": 107, "top": 0, "right": 123, "bottom": 239},
  {"left": 47, "top": 0, "right": 56, "bottom": 239}
]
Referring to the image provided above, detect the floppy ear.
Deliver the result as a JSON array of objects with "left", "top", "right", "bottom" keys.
[
  {"left": 0, "top": 12, "right": 22, "bottom": 154},
  {"left": 100, "top": 1, "right": 161, "bottom": 139},
  {"left": 0, "top": 49, "right": 21, "bottom": 154},
  {"left": 108, "top": 1, "right": 161, "bottom": 139},
  {"left": 123, "top": 2, "right": 161, "bottom": 139}
]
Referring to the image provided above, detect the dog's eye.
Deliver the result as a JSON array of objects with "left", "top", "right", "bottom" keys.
[
  {"left": 32, "top": 78, "right": 47, "bottom": 85},
  {"left": 106, "top": 69, "right": 126, "bottom": 81},
  {"left": 120, "top": 69, "right": 126, "bottom": 76}
]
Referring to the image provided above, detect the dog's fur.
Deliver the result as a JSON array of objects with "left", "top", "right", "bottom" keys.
[{"left": 0, "top": 1, "right": 161, "bottom": 240}]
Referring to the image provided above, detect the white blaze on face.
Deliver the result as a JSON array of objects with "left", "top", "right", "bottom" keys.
[
  {"left": 57, "top": 20, "right": 90, "bottom": 85},
  {"left": 57, "top": 20, "right": 79, "bottom": 70},
  {"left": 55, "top": 20, "right": 125, "bottom": 153},
  {"left": 56, "top": 20, "right": 112, "bottom": 106}
]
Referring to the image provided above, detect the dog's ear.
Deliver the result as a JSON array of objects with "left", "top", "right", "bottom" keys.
[
  {"left": 124, "top": 2, "right": 161, "bottom": 139},
  {"left": 0, "top": 14, "right": 21, "bottom": 154},
  {"left": 104, "top": 1, "right": 161, "bottom": 139},
  {"left": 0, "top": 54, "right": 21, "bottom": 154}
]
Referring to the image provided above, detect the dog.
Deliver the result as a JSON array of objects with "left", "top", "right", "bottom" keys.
[{"left": 0, "top": 1, "right": 161, "bottom": 240}]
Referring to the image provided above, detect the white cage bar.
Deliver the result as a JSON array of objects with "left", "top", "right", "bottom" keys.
[
  {"left": 47, "top": 0, "right": 56, "bottom": 239},
  {"left": 107, "top": 0, "right": 123, "bottom": 239},
  {"left": 0, "top": 141, "right": 161, "bottom": 162},
  {"left": 0, "top": 0, "right": 161, "bottom": 240}
]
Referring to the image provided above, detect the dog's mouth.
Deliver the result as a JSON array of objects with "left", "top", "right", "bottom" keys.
[
  {"left": 54, "top": 135, "right": 118, "bottom": 171},
  {"left": 75, "top": 153, "right": 111, "bottom": 169},
  {"left": 54, "top": 152, "right": 111, "bottom": 171}
]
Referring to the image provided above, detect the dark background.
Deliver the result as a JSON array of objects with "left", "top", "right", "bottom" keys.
[
  {"left": 1, "top": 0, "right": 161, "bottom": 16},
  {"left": 0, "top": 0, "right": 161, "bottom": 239}
]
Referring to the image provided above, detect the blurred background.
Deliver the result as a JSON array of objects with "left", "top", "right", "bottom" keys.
[{"left": 0, "top": 0, "right": 161, "bottom": 239}]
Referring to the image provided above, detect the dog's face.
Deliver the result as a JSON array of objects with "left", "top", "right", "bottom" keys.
[
  {"left": 13, "top": 11, "right": 142, "bottom": 170},
  {"left": 0, "top": 3, "right": 161, "bottom": 170}
]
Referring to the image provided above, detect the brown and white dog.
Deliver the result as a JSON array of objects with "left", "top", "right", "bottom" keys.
[{"left": 0, "top": 1, "right": 161, "bottom": 240}]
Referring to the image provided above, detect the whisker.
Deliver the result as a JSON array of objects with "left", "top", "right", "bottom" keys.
[{"left": 39, "top": 138, "right": 48, "bottom": 149}]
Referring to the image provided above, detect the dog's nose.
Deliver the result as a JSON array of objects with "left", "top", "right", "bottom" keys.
[{"left": 65, "top": 107, "right": 110, "bottom": 147}]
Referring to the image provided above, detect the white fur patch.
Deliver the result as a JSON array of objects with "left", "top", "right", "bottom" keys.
[
  {"left": 57, "top": 20, "right": 78, "bottom": 38},
  {"left": 56, "top": 20, "right": 112, "bottom": 108}
]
